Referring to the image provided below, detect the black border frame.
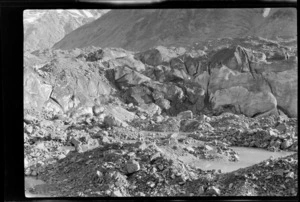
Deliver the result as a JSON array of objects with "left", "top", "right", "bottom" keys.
[{"left": 1, "top": 0, "right": 298, "bottom": 201}]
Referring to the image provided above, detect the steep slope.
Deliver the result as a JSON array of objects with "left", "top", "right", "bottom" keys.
[
  {"left": 53, "top": 8, "right": 297, "bottom": 51},
  {"left": 24, "top": 9, "right": 110, "bottom": 52}
]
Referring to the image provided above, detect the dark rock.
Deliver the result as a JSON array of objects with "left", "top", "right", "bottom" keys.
[
  {"left": 180, "top": 119, "right": 201, "bottom": 132},
  {"left": 114, "top": 66, "right": 151, "bottom": 88},
  {"left": 155, "top": 98, "right": 171, "bottom": 110},
  {"left": 157, "top": 117, "right": 180, "bottom": 132},
  {"left": 104, "top": 115, "right": 128, "bottom": 127},
  {"left": 139, "top": 103, "right": 161, "bottom": 117},
  {"left": 177, "top": 110, "right": 193, "bottom": 120},
  {"left": 125, "top": 85, "right": 153, "bottom": 105},
  {"left": 135, "top": 48, "right": 162, "bottom": 66},
  {"left": 169, "top": 57, "right": 190, "bottom": 81},
  {"left": 276, "top": 123, "right": 287, "bottom": 133},
  {"left": 85, "top": 49, "right": 104, "bottom": 62}
]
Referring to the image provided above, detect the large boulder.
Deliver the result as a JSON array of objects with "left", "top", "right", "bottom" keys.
[
  {"left": 211, "top": 86, "right": 277, "bottom": 117},
  {"left": 84, "top": 49, "right": 104, "bottom": 62},
  {"left": 180, "top": 119, "right": 202, "bottom": 132},
  {"left": 139, "top": 103, "right": 162, "bottom": 117},
  {"left": 144, "top": 65, "right": 171, "bottom": 82},
  {"left": 184, "top": 55, "right": 202, "bottom": 77},
  {"left": 103, "top": 105, "right": 136, "bottom": 123},
  {"left": 169, "top": 57, "right": 190, "bottom": 81},
  {"left": 114, "top": 66, "right": 151, "bottom": 88},
  {"left": 262, "top": 69, "right": 297, "bottom": 117},
  {"left": 101, "top": 47, "right": 134, "bottom": 62},
  {"left": 155, "top": 46, "right": 186, "bottom": 62},
  {"left": 106, "top": 55, "right": 145, "bottom": 72},
  {"left": 34, "top": 57, "right": 111, "bottom": 114},
  {"left": 124, "top": 85, "right": 153, "bottom": 105},
  {"left": 208, "top": 45, "right": 252, "bottom": 75},
  {"left": 208, "top": 64, "right": 277, "bottom": 117},
  {"left": 24, "top": 67, "right": 52, "bottom": 110},
  {"left": 135, "top": 48, "right": 163, "bottom": 66}
]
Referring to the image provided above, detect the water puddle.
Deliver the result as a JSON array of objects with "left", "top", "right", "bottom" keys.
[
  {"left": 183, "top": 147, "right": 295, "bottom": 173},
  {"left": 25, "top": 177, "right": 50, "bottom": 198}
]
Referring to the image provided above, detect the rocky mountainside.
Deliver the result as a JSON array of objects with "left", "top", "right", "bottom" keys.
[
  {"left": 24, "top": 9, "right": 110, "bottom": 52},
  {"left": 24, "top": 36, "right": 298, "bottom": 196},
  {"left": 53, "top": 8, "right": 297, "bottom": 51}
]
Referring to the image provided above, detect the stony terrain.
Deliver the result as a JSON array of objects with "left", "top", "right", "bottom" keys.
[{"left": 24, "top": 36, "right": 297, "bottom": 197}]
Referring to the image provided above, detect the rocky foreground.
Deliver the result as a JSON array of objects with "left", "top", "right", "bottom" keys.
[
  {"left": 24, "top": 36, "right": 297, "bottom": 196},
  {"left": 24, "top": 109, "right": 297, "bottom": 197}
]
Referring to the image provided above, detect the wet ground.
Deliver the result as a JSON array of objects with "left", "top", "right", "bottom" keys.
[
  {"left": 24, "top": 109, "right": 297, "bottom": 197},
  {"left": 25, "top": 146, "right": 295, "bottom": 197}
]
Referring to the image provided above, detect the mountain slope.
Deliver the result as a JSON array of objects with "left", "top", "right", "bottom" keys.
[
  {"left": 24, "top": 9, "right": 110, "bottom": 52},
  {"left": 53, "top": 8, "right": 297, "bottom": 51}
]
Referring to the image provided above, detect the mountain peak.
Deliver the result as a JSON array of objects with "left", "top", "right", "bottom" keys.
[
  {"left": 24, "top": 9, "right": 110, "bottom": 52},
  {"left": 52, "top": 8, "right": 297, "bottom": 52}
]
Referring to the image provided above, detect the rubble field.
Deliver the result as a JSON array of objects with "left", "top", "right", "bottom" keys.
[
  {"left": 24, "top": 36, "right": 298, "bottom": 197},
  {"left": 24, "top": 108, "right": 297, "bottom": 197}
]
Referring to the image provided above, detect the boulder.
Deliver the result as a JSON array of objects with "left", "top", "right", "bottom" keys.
[
  {"left": 211, "top": 86, "right": 277, "bottom": 117},
  {"left": 208, "top": 46, "right": 252, "bottom": 74},
  {"left": 281, "top": 139, "right": 293, "bottom": 150},
  {"left": 180, "top": 119, "right": 201, "bottom": 132},
  {"left": 155, "top": 46, "right": 186, "bottom": 62},
  {"left": 39, "top": 58, "right": 112, "bottom": 113},
  {"left": 114, "top": 66, "right": 151, "bottom": 88},
  {"left": 183, "top": 82, "right": 206, "bottom": 112},
  {"left": 139, "top": 103, "right": 162, "bottom": 117},
  {"left": 155, "top": 98, "right": 171, "bottom": 110},
  {"left": 157, "top": 117, "right": 180, "bottom": 132},
  {"left": 146, "top": 82, "right": 185, "bottom": 105},
  {"left": 207, "top": 186, "right": 221, "bottom": 196},
  {"left": 24, "top": 67, "right": 52, "bottom": 110},
  {"left": 125, "top": 160, "right": 140, "bottom": 174},
  {"left": 184, "top": 55, "right": 201, "bottom": 76},
  {"left": 101, "top": 47, "right": 133, "bottom": 62},
  {"left": 107, "top": 55, "right": 145, "bottom": 72},
  {"left": 44, "top": 99, "right": 63, "bottom": 114},
  {"left": 144, "top": 65, "right": 170, "bottom": 82},
  {"left": 169, "top": 57, "right": 190, "bottom": 81},
  {"left": 194, "top": 71, "right": 210, "bottom": 92},
  {"left": 208, "top": 65, "right": 278, "bottom": 117},
  {"left": 24, "top": 114, "right": 39, "bottom": 124},
  {"left": 71, "top": 106, "right": 94, "bottom": 119},
  {"left": 103, "top": 115, "right": 128, "bottom": 128},
  {"left": 104, "top": 105, "right": 136, "bottom": 123},
  {"left": 124, "top": 86, "right": 153, "bottom": 105},
  {"left": 204, "top": 145, "right": 214, "bottom": 151},
  {"left": 135, "top": 48, "right": 162, "bottom": 66},
  {"left": 92, "top": 105, "right": 105, "bottom": 116},
  {"left": 177, "top": 110, "right": 193, "bottom": 120},
  {"left": 266, "top": 49, "right": 288, "bottom": 61},
  {"left": 262, "top": 69, "right": 297, "bottom": 117},
  {"left": 85, "top": 49, "right": 104, "bottom": 62}
]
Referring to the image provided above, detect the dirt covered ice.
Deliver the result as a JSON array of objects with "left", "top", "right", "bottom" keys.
[{"left": 24, "top": 36, "right": 297, "bottom": 197}]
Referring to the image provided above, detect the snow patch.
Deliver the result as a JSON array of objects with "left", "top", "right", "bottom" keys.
[
  {"left": 24, "top": 17, "right": 39, "bottom": 23},
  {"left": 82, "top": 10, "right": 94, "bottom": 18},
  {"left": 56, "top": 9, "right": 64, "bottom": 14},
  {"left": 67, "top": 10, "right": 84, "bottom": 17},
  {"left": 24, "top": 11, "right": 46, "bottom": 23},
  {"left": 262, "top": 8, "right": 271, "bottom": 18}
]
